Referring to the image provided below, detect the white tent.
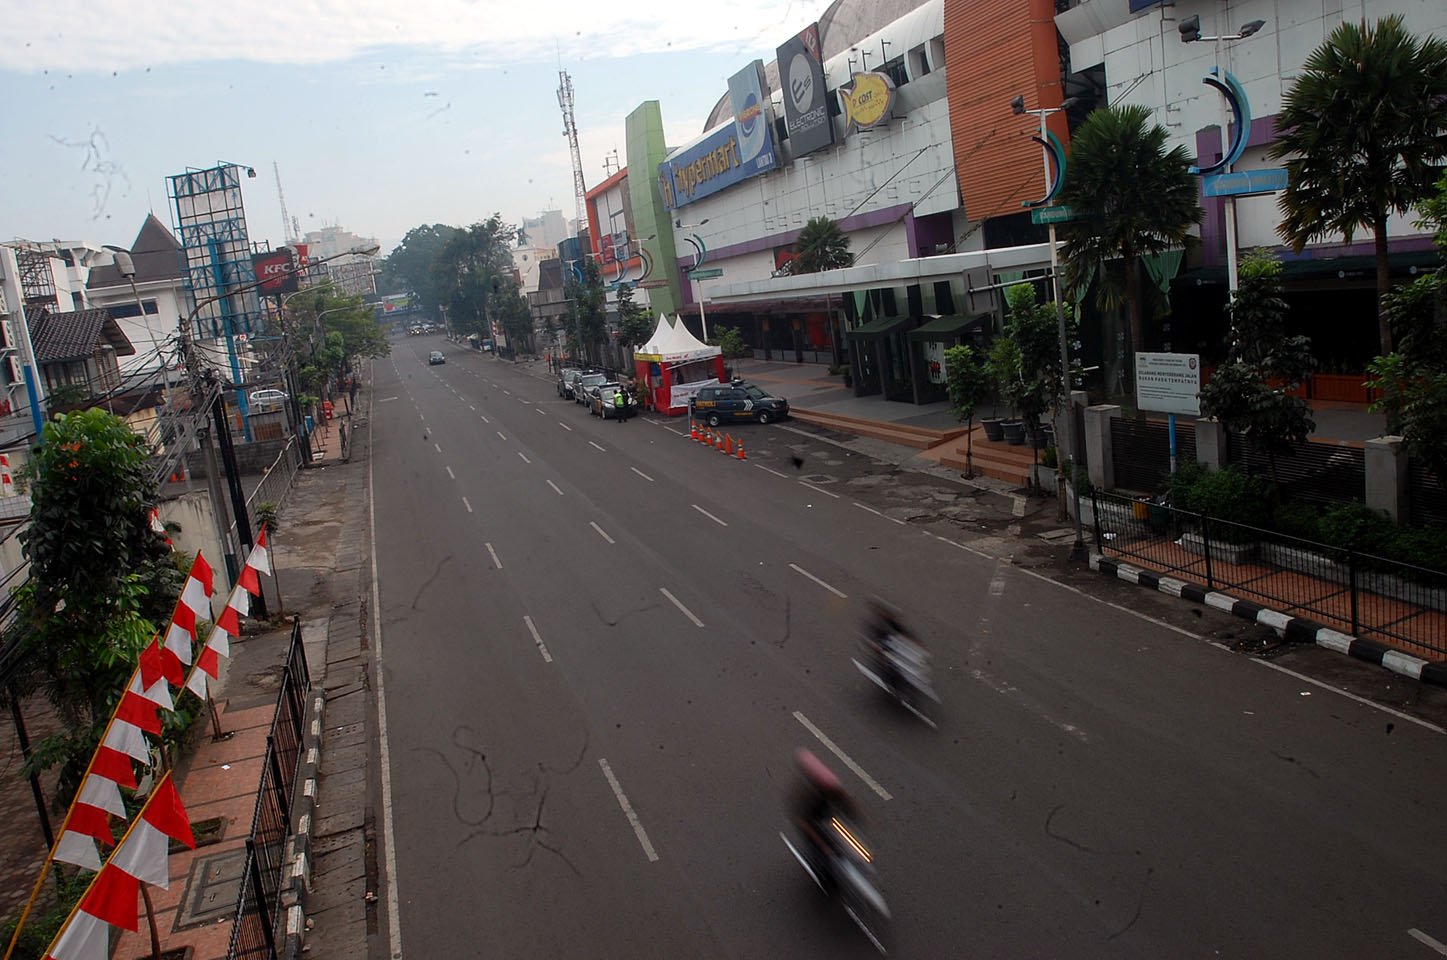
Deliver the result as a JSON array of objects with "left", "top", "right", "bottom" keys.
[
  {"left": 631, "top": 315, "right": 725, "bottom": 415},
  {"left": 635, "top": 315, "right": 720, "bottom": 363}
]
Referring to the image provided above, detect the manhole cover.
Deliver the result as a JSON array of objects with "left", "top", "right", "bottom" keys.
[
  {"left": 176, "top": 848, "right": 246, "bottom": 929},
  {"left": 800, "top": 474, "right": 837, "bottom": 485}
]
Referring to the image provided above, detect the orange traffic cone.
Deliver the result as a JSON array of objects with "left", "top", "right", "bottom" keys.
[
  {"left": 690, "top": 421, "right": 697, "bottom": 441},
  {"left": 736, "top": 441, "right": 747, "bottom": 461},
  {"left": 724, "top": 434, "right": 734, "bottom": 455}
]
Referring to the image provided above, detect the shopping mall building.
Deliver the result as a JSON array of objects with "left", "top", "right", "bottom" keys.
[{"left": 584, "top": 0, "right": 1446, "bottom": 405}]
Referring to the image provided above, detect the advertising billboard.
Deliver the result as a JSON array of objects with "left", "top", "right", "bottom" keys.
[
  {"left": 839, "top": 72, "right": 896, "bottom": 136},
  {"left": 658, "top": 60, "right": 779, "bottom": 209},
  {"left": 777, "top": 22, "right": 833, "bottom": 158},
  {"left": 252, "top": 250, "right": 300, "bottom": 295}
]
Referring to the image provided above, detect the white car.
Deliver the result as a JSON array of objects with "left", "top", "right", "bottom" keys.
[{"left": 249, "top": 388, "right": 288, "bottom": 409}]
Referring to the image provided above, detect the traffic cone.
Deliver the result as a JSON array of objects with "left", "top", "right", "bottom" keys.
[
  {"left": 736, "top": 441, "right": 747, "bottom": 461},
  {"left": 724, "top": 434, "right": 734, "bottom": 456},
  {"left": 690, "top": 421, "right": 698, "bottom": 441}
]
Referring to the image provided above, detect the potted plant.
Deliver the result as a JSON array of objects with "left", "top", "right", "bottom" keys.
[
  {"left": 1002, "top": 420, "right": 1027, "bottom": 445},
  {"left": 981, "top": 416, "right": 1006, "bottom": 442},
  {"left": 943, "top": 343, "right": 993, "bottom": 478}
]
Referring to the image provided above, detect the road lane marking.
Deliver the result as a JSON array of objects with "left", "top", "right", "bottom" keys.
[
  {"left": 486, "top": 542, "right": 502, "bottom": 569},
  {"left": 1252, "top": 659, "right": 1445, "bottom": 735},
  {"left": 481, "top": 415, "right": 490, "bottom": 424},
  {"left": 366, "top": 439, "right": 405, "bottom": 960},
  {"left": 536, "top": 407, "right": 546, "bottom": 415},
  {"left": 799, "top": 481, "right": 840, "bottom": 500},
  {"left": 1411, "top": 930, "right": 1447, "bottom": 956},
  {"left": 660, "top": 425, "right": 685, "bottom": 436},
  {"left": 518, "top": 452, "right": 531, "bottom": 464},
  {"left": 433, "top": 443, "right": 442, "bottom": 454},
  {"left": 419, "top": 413, "right": 425, "bottom": 421},
  {"left": 754, "top": 464, "right": 788, "bottom": 478},
  {"left": 462, "top": 497, "right": 473, "bottom": 514},
  {"left": 524, "top": 616, "right": 553, "bottom": 664},
  {"left": 855, "top": 502, "right": 906, "bottom": 524},
  {"left": 381, "top": 396, "right": 398, "bottom": 402},
  {"left": 599, "top": 759, "right": 659, "bottom": 862},
  {"left": 789, "top": 563, "right": 847, "bottom": 599},
  {"left": 589, "top": 441, "right": 606, "bottom": 452},
  {"left": 469, "top": 404, "right": 476, "bottom": 411},
  {"left": 659, "top": 587, "right": 704, "bottom": 627},
  {"left": 970, "top": 668, "right": 1088, "bottom": 742},
  {"left": 631, "top": 467, "right": 655, "bottom": 482},
  {"left": 503, "top": 389, "right": 511, "bottom": 395},
  {"left": 446, "top": 466, "right": 455, "bottom": 480},
  {"left": 497, "top": 431, "right": 507, "bottom": 440},
  {"left": 792, "top": 711, "right": 891, "bottom": 801},
  {"left": 989, "top": 568, "right": 1006, "bottom": 597},
  {"left": 546, "top": 479, "right": 564, "bottom": 496},
  {"left": 558, "top": 422, "right": 573, "bottom": 431},
  {"left": 590, "top": 522, "right": 615, "bottom": 544},
  {"left": 692, "top": 504, "right": 728, "bottom": 527}
]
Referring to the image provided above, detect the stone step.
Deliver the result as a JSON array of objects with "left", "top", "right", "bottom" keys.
[{"left": 791, "top": 407, "right": 970, "bottom": 449}]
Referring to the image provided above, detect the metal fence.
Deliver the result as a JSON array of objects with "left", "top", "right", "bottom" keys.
[
  {"left": 1090, "top": 489, "right": 1447, "bottom": 661},
  {"left": 1111, "top": 417, "right": 1196, "bottom": 493},
  {"left": 228, "top": 621, "right": 312, "bottom": 960},
  {"left": 1408, "top": 461, "right": 1447, "bottom": 528},
  {"left": 1225, "top": 434, "right": 1365, "bottom": 506}
]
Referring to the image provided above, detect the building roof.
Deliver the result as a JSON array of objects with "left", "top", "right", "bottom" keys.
[
  {"left": 85, "top": 214, "right": 183, "bottom": 289},
  {"left": 29, "top": 307, "right": 137, "bottom": 364}
]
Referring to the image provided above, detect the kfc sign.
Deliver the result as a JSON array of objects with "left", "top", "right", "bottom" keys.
[{"left": 251, "top": 244, "right": 308, "bottom": 294}]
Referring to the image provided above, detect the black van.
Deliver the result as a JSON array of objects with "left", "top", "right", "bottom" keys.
[{"left": 689, "top": 380, "right": 789, "bottom": 426}]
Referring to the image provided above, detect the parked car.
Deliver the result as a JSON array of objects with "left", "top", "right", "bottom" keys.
[
  {"left": 248, "top": 388, "right": 289, "bottom": 410},
  {"left": 573, "top": 372, "right": 608, "bottom": 405},
  {"left": 589, "top": 383, "right": 623, "bottom": 418},
  {"left": 689, "top": 379, "right": 789, "bottom": 426},
  {"left": 557, "top": 366, "right": 583, "bottom": 398},
  {"left": 428, "top": 350, "right": 445, "bottom": 365}
]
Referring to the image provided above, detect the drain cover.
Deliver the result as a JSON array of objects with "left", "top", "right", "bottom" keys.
[
  {"left": 800, "top": 474, "right": 838, "bottom": 485},
  {"left": 176, "top": 848, "right": 246, "bottom": 929}
]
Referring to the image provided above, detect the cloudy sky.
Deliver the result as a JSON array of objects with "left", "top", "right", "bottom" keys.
[{"left": 0, "top": 0, "right": 826, "bottom": 254}]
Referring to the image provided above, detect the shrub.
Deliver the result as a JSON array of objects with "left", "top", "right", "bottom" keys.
[{"left": 1168, "top": 464, "right": 1273, "bottom": 529}]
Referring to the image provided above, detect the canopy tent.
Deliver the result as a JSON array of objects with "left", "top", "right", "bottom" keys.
[{"left": 633, "top": 315, "right": 725, "bottom": 416}]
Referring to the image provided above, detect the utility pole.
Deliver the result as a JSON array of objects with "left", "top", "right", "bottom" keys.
[{"left": 207, "top": 371, "right": 267, "bottom": 619}]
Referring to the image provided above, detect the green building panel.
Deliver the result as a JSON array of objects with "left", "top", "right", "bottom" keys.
[{"left": 625, "top": 101, "right": 682, "bottom": 318}]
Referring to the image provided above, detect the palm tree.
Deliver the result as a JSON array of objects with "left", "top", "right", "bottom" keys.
[
  {"left": 1270, "top": 15, "right": 1447, "bottom": 354},
  {"left": 790, "top": 216, "right": 853, "bottom": 273},
  {"left": 1058, "top": 104, "right": 1199, "bottom": 398}
]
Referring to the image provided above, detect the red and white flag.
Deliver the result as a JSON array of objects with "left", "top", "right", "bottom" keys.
[
  {"left": 44, "top": 910, "right": 109, "bottom": 960},
  {"left": 185, "top": 581, "right": 248, "bottom": 699},
  {"left": 148, "top": 506, "right": 171, "bottom": 546},
  {"left": 161, "top": 554, "right": 214, "bottom": 682},
  {"left": 237, "top": 526, "right": 271, "bottom": 598},
  {"left": 109, "top": 776, "right": 194, "bottom": 889}
]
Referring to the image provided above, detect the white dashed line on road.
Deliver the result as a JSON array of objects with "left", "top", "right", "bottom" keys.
[
  {"left": 1411, "top": 929, "right": 1447, "bottom": 956},
  {"left": 486, "top": 542, "right": 502, "bottom": 569},
  {"left": 481, "top": 415, "right": 490, "bottom": 424},
  {"left": 469, "top": 404, "right": 476, "bottom": 411},
  {"left": 659, "top": 587, "right": 704, "bottom": 627},
  {"left": 590, "top": 522, "right": 615, "bottom": 544},
  {"left": 630, "top": 467, "right": 654, "bottom": 482},
  {"left": 599, "top": 759, "right": 659, "bottom": 863},
  {"left": 789, "top": 563, "right": 847, "bottom": 599},
  {"left": 691, "top": 504, "right": 728, "bottom": 527},
  {"left": 589, "top": 441, "right": 606, "bottom": 452},
  {"left": 754, "top": 464, "right": 788, "bottom": 478},
  {"left": 419, "top": 413, "right": 425, "bottom": 420},
  {"left": 518, "top": 452, "right": 531, "bottom": 464},
  {"left": 433, "top": 443, "right": 442, "bottom": 454},
  {"left": 558, "top": 422, "right": 573, "bottom": 431},
  {"left": 523, "top": 616, "right": 553, "bottom": 664},
  {"left": 462, "top": 497, "right": 473, "bottom": 514},
  {"left": 799, "top": 481, "right": 840, "bottom": 500},
  {"left": 536, "top": 407, "right": 546, "bottom": 415},
  {"left": 497, "top": 431, "right": 507, "bottom": 440},
  {"left": 546, "top": 479, "right": 564, "bottom": 496},
  {"left": 446, "top": 466, "right": 455, "bottom": 480},
  {"left": 792, "top": 711, "right": 891, "bottom": 801}
]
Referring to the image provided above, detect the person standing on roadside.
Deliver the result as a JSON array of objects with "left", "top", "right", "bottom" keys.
[{"left": 614, "top": 387, "right": 627, "bottom": 423}]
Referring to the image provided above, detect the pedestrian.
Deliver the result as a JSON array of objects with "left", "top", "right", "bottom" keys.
[{"left": 614, "top": 387, "right": 626, "bottom": 423}]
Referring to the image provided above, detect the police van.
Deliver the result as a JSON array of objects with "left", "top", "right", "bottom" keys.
[{"left": 689, "top": 379, "right": 789, "bottom": 426}]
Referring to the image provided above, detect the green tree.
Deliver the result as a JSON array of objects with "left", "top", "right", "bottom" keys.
[
  {"left": 1058, "top": 104, "right": 1199, "bottom": 397},
  {"left": 789, "top": 217, "right": 853, "bottom": 274},
  {"left": 284, "top": 289, "right": 389, "bottom": 390},
  {"left": 434, "top": 216, "right": 518, "bottom": 341},
  {"left": 1368, "top": 172, "right": 1447, "bottom": 487},
  {"left": 11, "top": 409, "right": 183, "bottom": 798},
  {"left": 943, "top": 343, "right": 992, "bottom": 479},
  {"left": 1199, "top": 252, "right": 1316, "bottom": 494},
  {"left": 491, "top": 276, "right": 535, "bottom": 355},
  {"left": 1270, "top": 15, "right": 1447, "bottom": 354},
  {"left": 380, "top": 223, "right": 462, "bottom": 322},
  {"left": 614, "top": 282, "right": 654, "bottom": 352},
  {"left": 566, "top": 258, "right": 608, "bottom": 367},
  {"left": 709, "top": 325, "right": 751, "bottom": 377},
  {"left": 995, "top": 284, "right": 1070, "bottom": 460}
]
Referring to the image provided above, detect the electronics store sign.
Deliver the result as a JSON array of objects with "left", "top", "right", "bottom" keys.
[
  {"left": 658, "top": 60, "right": 778, "bottom": 209},
  {"left": 1135, "top": 352, "right": 1201, "bottom": 416}
]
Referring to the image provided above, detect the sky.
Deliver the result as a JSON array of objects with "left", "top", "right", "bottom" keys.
[{"left": 0, "top": 0, "right": 828, "bottom": 254}]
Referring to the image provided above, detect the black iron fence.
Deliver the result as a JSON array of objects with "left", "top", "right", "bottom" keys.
[
  {"left": 228, "top": 622, "right": 312, "bottom": 960},
  {"left": 1408, "top": 461, "right": 1447, "bottom": 528},
  {"left": 1111, "top": 417, "right": 1196, "bottom": 493},
  {"left": 1226, "top": 434, "right": 1365, "bottom": 506},
  {"left": 1090, "top": 489, "right": 1447, "bottom": 661}
]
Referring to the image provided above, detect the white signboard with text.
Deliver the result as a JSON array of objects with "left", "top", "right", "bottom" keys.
[{"left": 1135, "top": 352, "right": 1201, "bottom": 416}]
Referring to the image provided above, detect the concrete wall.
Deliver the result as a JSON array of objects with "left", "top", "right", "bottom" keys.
[{"left": 186, "top": 437, "right": 291, "bottom": 478}]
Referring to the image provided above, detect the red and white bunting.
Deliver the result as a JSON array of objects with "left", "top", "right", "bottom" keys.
[
  {"left": 236, "top": 525, "right": 270, "bottom": 598},
  {"left": 161, "top": 554, "right": 214, "bottom": 682},
  {"left": 44, "top": 909, "right": 109, "bottom": 960},
  {"left": 184, "top": 580, "right": 249, "bottom": 700},
  {"left": 148, "top": 506, "right": 171, "bottom": 546}
]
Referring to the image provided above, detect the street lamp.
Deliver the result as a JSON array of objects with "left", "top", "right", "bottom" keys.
[
  {"left": 1180, "top": 16, "right": 1267, "bottom": 299},
  {"left": 675, "top": 219, "right": 712, "bottom": 340},
  {"left": 1011, "top": 93, "right": 1087, "bottom": 562}
]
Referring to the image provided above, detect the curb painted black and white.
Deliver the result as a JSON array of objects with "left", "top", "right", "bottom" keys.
[
  {"left": 1091, "top": 555, "right": 1447, "bottom": 687},
  {"left": 279, "top": 688, "right": 327, "bottom": 960}
]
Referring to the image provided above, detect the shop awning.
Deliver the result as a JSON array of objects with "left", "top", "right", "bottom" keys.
[
  {"left": 906, "top": 314, "right": 985, "bottom": 341},
  {"left": 844, "top": 315, "right": 911, "bottom": 339}
]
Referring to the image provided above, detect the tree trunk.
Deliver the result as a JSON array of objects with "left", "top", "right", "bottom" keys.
[
  {"left": 1374, "top": 216, "right": 1393, "bottom": 354},
  {"left": 1124, "top": 254, "right": 1143, "bottom": 415},
  {"left": 964, "top": 415, "right": 975, "bottom": 479}
]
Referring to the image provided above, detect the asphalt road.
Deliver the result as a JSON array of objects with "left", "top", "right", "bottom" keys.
[{"left": 369, "top": 336, "right": 1447, "bottom": 960}]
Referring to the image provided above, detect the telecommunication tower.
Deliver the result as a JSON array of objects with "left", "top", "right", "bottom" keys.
[
  {"left": 274, "top": 161, "right": 296, "bottom": 243},
  {"left": 556, "top": 70, "right": 588, "bottom": 238}
]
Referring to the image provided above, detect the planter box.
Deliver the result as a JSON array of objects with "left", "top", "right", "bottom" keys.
[
  {"left": 981, "top": 417, "right": 1005, "bottom": 442},
  {"left": 1002, "top": 420, "right": 1026, "bottom": 446},
  {"left": 1180, "top": 531, "right": 1258, "bottom": 564}
]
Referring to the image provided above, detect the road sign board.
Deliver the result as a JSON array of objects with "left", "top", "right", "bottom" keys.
[
  {"left": 1135, "top": 352, "right": 1201, "bottom": 417},
  {"left": 689, "top": 267, "right": 725, "bottom": 280},
  {"left": 1202, "top": 168, "right": 1288, "bottom": 198},
  {"left": 1030, "top": 205, "right": 1078, "bottom": 225}
]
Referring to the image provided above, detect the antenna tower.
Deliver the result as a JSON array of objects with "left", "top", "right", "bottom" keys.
[
  {"left": 273, "top": 161, "right": 295, "bottom": 244},
  {"left": 556, "top": 70, "right": 588, "bottom": 238}
]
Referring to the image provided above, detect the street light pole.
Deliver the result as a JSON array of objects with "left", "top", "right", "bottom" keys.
[{"left": 1014, "top": 95, "right": 1087, "bottom": 562}]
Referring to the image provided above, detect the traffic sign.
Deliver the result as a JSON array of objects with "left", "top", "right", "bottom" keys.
[
  {"left": 1030, "top": 205, "right": 1078, "bottom": 225},
  {"left": 1202, "top": 168, "right": 1288, "bottom": 198},
  {"left": 689, "top": 267, "right": 725, "bottom": 280}
]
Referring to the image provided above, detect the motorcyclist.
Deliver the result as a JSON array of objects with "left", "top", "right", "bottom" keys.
[{"left": 791, "top": 748, "right": 859, "bottom": 861}]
